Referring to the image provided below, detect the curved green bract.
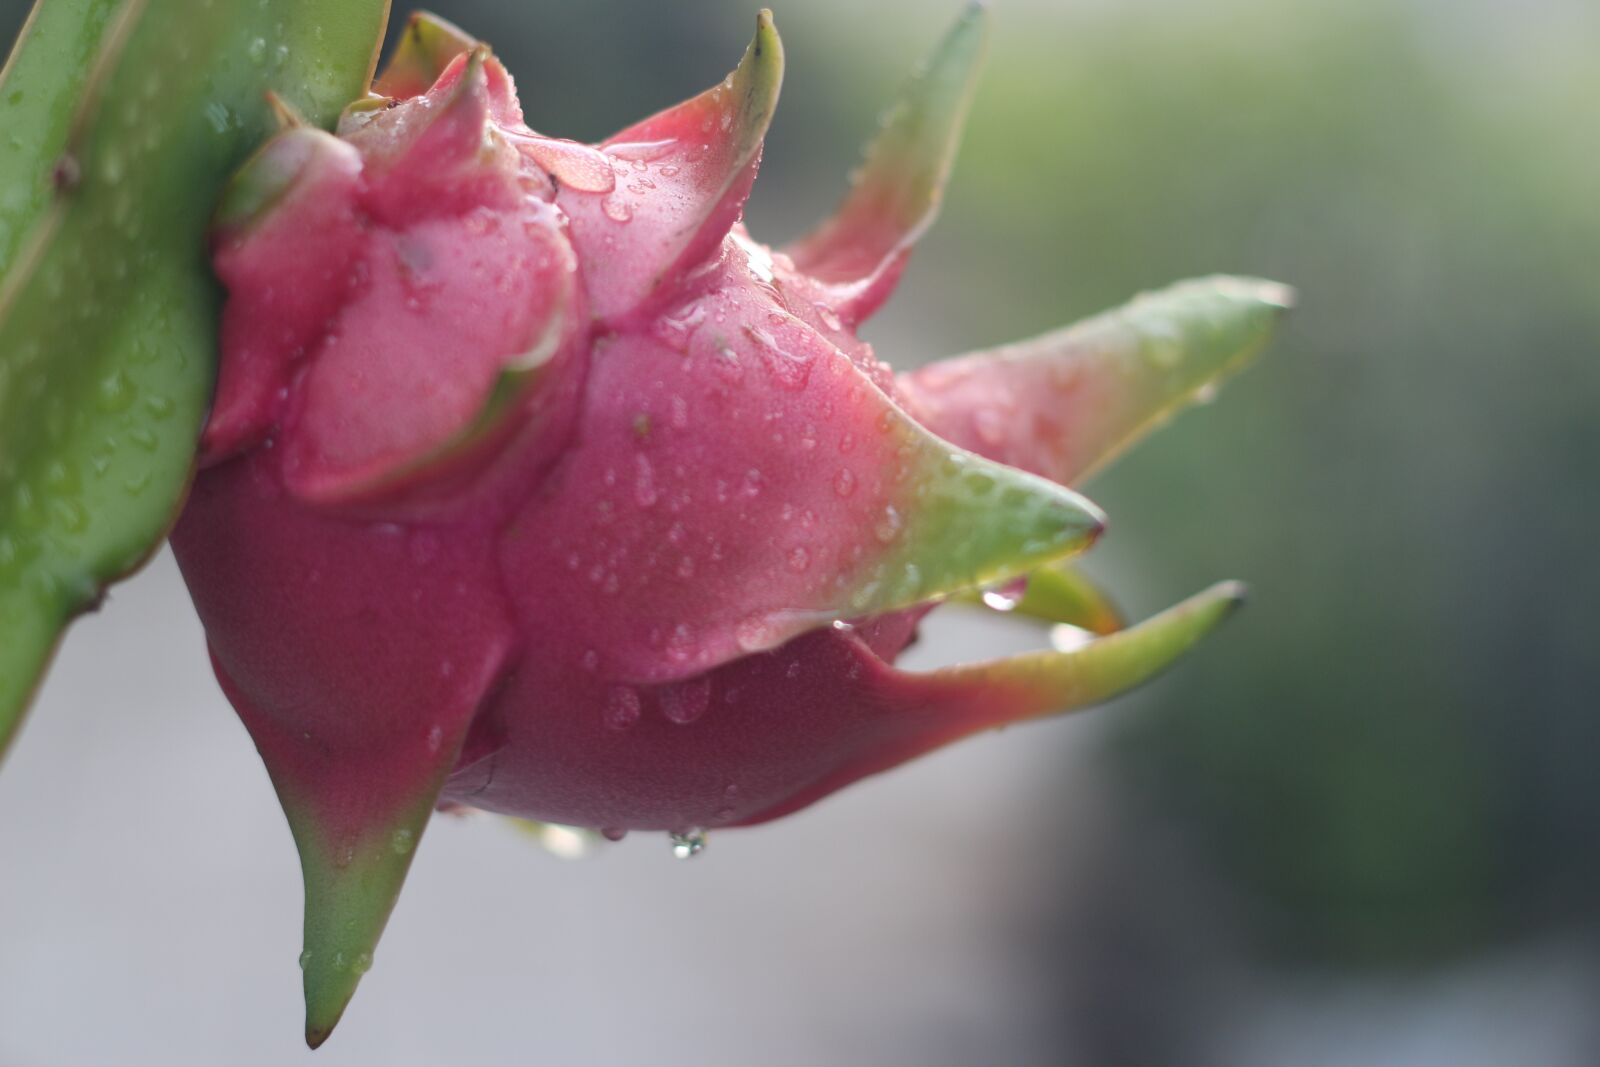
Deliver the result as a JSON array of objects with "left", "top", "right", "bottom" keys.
[
  {"left": 957, "top": 561, "right": 1125, "bottom": 635},
  {"left": 373, "top": 10, "right": 477, "bottom": 99},
  {"left": 0, "top": 0, "right": 392, "bottom": 760},
  {"left": 928, "top": 581, "right": 1247, "bottom": 721}
]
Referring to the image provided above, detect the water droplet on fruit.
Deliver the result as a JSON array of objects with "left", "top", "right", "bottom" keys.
[
  {"left": 509, "top": 133, "right": 617, "bottom": 193},
  {"left": 1141, "top": 323, "right": 1184, "bottom": 369},
  {"left": 743, "top": 325, "right": 814, "bottom": 391},
  {"left": 1049, "top": 623, "right": 1095, "bottom": 653},
  {"left": 528, "top": 823, "right": 595, "bottom": 860},
  {"left": 982, "top": 589, "right": 1021, "bottom": 612},
  {"left": 298, "top": 950, "right": 313, "bottom": 971},
  {"left": 974, "top": 408, "right": 1005, "bottom": 447},
  {"left": 874, "top": 505, "right": 903, "bottom": 545},
  {"left": 735, "top": 614, "right": 774, "bottom": 652},
  {"left": 604, "top": 138, "right": 676, "bottom": 164},
  {"left": 391, "top": 829, "right": 415, "bottom": 855},
  {"left": 604, "top": 687, "right": 642, "bottom": 731},
  {"left": 656, "top": 304, "right": 706, "bottom": 352},
  {"left": 602, "top": 196, "right": 634, "bottom": 223},
  {"left": 660, "top": 676, "right": 711, "bottom": 725},
  {"left": 601, "top": 827, "right": 628, "bottom": 842},
  {"left": 963, "top": 470, "right": 996, "bottom": 496},
  {"left": 408, "top": 531, "right": 440, "bottom": 564},
  {"left": 634, "top": 454, "right": 658, "bottom": 507},
  {"left": 670, "top": 829, "right": 707, "bottom": 860},
  {"left": 96, "top": 371, "right": 134, "bottom": 413},
  {"left": 732, "top": 230, "right": 776, "bottom": 285},
  {"left": 834, "top": 469, "right": 857, "bottom": 498},
  {"left": 666, "top": 623, "right": 697, "bottom": 663}
]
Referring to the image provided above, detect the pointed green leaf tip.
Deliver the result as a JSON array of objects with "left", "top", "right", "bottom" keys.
[
  {"left": 787, "top": 2, "right": 989, "bottom": 296},
  {"left": 374, "top": 11, "right": 479, "bottom": 99},
  {"left": 847, "top": 430, "right": 1106, "bottom": 620},
  {"left": 925, "top": 581, "right": 1247, "bottom": 724},
  {"left": 572, "top": 7, "right": 783, "bottom": 321},
  {"left": 902, "top": 276, "right": 1295, "bottom": 487},
  {"left": 729, "top": 10, "right": 784, "bottom": 161},
  {"left": 296, "top": 796, "right": 435, "bottom": 1049}
]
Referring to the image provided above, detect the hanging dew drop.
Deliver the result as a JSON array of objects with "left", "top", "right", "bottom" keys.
[
  {"left": 529, "top": 823, "right": 595, "bottom": 860},
  {"left": 670, "top": 829, "right": 707, "bottom": 860},
  {"left": 982, "top": 589, "right": 1021, "bottom": 612},
  {"left": 1049, "top": 624, "right": 1095, "bottom": 653}
]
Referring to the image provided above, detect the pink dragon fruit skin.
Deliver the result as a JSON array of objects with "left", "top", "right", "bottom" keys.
[{"left": 169, "top": 8, "right": 1290, "bottom": 1046}]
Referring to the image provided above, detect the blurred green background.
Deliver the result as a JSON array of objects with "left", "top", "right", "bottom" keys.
[
  {"left": 1, "top": 0, "right": 1596, "bottom": 1063},
  {"left": 444, "top": 0, "right": 1600, "bottom": 967}
]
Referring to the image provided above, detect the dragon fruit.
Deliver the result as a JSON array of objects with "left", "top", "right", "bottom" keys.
[{"left": 169, "top": 6, "right": 1291, "bottom": 1046}]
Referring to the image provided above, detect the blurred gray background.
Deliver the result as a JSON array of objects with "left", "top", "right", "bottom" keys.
[{"left": 2, "top": 0, "right": 1598, "bottom": 1064}]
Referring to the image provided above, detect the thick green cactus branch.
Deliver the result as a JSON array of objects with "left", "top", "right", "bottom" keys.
[{"left": 0, "top": 0, "right": 392, "bottom": 760}]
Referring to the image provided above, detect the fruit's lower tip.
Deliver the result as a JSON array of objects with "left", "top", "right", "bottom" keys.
[{"left": 305, "top": 1010, "right": 346, "bottom": 1050}]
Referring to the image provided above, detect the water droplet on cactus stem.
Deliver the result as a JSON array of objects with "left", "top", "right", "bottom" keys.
[{"left": 670, "top": 830, "right": 707, "bottom": 860}]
